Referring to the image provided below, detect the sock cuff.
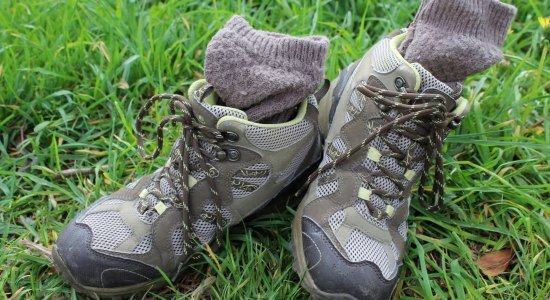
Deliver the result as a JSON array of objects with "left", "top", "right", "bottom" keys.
[
  {"left": 415, "top": 0, "right": 517, "bottom": 47},
  {"left": 222, "top": 15, "right": 329, "bottom": 65},
  {"left": 204, "top": 15, "right": 329, "bottom": 121}
]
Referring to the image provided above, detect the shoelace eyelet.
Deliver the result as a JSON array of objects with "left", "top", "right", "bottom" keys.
[
  {"left": 223, "top": 131, "right": 239, "bottom": 142},
  {"left": 227, "top": 148, "right": 240, "bottom": 161},
  {"left": 216, "top": 150, "right": 227, "bottom": 161},
  {"left": 448, "top": 117, "right": 463, "bottom": 129},
  {"left": 378, "top": 103, "right": 389, "bottom": 112},
  {"left": 215, "top": 133, "right": 225, "bottom": 143}
]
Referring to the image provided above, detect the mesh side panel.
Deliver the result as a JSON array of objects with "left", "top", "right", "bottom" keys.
[
  {"left": 360, "top": 126, "right": 410, "bottom": 211},
  {"left": 199, "top": 102, "right": 247, "bottom": 119},
  {"left": 233, "top": 176, "right": 268, "bottom": 185},
  {"left": 370, "top": 194, "right": 386, "bottom": 208},
  {"left": 361, "top": 136, "right": 388, "bottom": 173},
  {"left": 246, "top": 121, "right": 312, "bottom": 151},
  {"left": 160, "top": 177, "right": 176, "bottom": 198},
  {"left": 144, "top": 153, "right": 207, "bottom": 215},
  {"left": 95, "top": 199, "right": 123, "bottom": 206},
  {"left": 380, "top": 156, "right": 404, "bottom": 177},
  {"left": 170, "top": 139, "right": 182, "bottom": 161},
  {"left": 145, "top": 193, "right": 159, "bottom": 207},
  {"left": 398, "top": 221, "right": 408, "bottom": 239},
  {"left": 126, "top": 179, "right": 140, "bottom": 189},
  {"left": 165, "top": 167, "right": 186, "bottom": 196},
  {"left": 332, "top": 137, "right": 347, "bottom": 153},
  {"left": 319, "top": 144, "right": 332, "bottom": 170},
  {"left": 243, "top": 163, "right": 269, "bottom": 171},
  {"left": 189, "top": 148, "right": 199, "bottom": 167},
  {"left": 306, "top": 95, "right": 318, "bottom": 108},
  {"left": 316, "top": 180, "right": 338, "bottom": 198},
  {"left": 77, "top": 198, "right": 122, "bottom": 220},
  {"left": 329, "top": 210, "right": 345, "bottom": 232},
  {"left": 345, "top": 90, "right": 364, "bottom": 124},
  {"left": 388, "top": 132, "right": 410, "bottom": 152},
  {"left": 193, "top": 205, "right": 232, "bottom": 243},
  {"left": 345, "top": 112, "right": 353, "bottom": 123},
  {"left": 345, "top": 229, "right": 393, "bottom": 279},
  {"left": 75, "top": 198, "right": 122, "bottom": 223},
  {"left": 411, "top": 161, "right": 424, "bottom": 175},
  {"left": 319, "top": 150, "right": 334, "bottom": 169},
  {"left": 373, "top": 136, "right": 390, "bottom": 152},
  {"left": 412, "top": 63, "right": 454, "bottom": 95},
  {"left": 231, "top": 187, "right": 252, "bottom": 199},
  {"left": 372, "top": 39, "right": 402, "bottom": 74},
  {"left": 172, "top": 227, "right": 185, "bottom": 256},
  {"left": 174, "top": 177, "right": 184, "bottom": 196},
  {"left": 373, "top": 177, "right": 398, "bottom": 195},
  {"left": 191, "top": 170, "right": 206, "bottom": 182},
  {"left": 132, "top": 234, "right": 153, "bottom": 254},
  {"left": 81, "top": 211, "right": 132, "bottom": 251},
  {"left": 277, "top": 139, "right": 314, "bottom": 182},
  {"left": 350, "top": 90, "right": 364, "bottom": 111},
  {"left": 193, "top": 219, "right": 215, "bottom": 244},
  {"left": 199, "top": 141, "right": 215, "bottom": 154},
  {"left": 204, "top": 204, "right": 232, "bottom": 220},
  {"left": 144, "top": 171, "right": 168, "bottom": 212},
  {"left": 363, "top": 158, "right": 378, "bottom": 172},
  {"left": 413, "top": 145, "right": 425, "bottom": 157},
  {"left": 169, "top": 138, "right": 209, "bottom": 169}
]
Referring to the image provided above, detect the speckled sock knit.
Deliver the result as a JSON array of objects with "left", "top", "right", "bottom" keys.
[
  {"left": 401, "top": 0, "right": 517, "bottom": 82},
  {"left": 204, "top": 16, "right": 329, "bottom": 122}
]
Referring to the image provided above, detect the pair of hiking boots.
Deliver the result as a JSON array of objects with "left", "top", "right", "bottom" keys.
[{"left": 53, "top": 30, "right": 470, "bottom": 299}]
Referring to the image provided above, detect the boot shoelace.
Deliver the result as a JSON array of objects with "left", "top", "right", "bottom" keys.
[
  {"left": 135, "top": 89, "right": 225, "bottom": 256},
  {"left": 300, "top": 83, "right": 464, "bottom": 219}
]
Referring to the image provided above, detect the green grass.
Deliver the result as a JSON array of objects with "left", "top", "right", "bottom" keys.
[{"left": 1, "top": 0, "right": 548, "bottom": 299}]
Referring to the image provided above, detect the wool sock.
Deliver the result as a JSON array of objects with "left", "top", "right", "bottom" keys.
[
  {"left": 204, "top": 16, "right": 329, "bottom": 122},
  {"left": 401, "top": 0, "right": 517, "bottom": 83}
]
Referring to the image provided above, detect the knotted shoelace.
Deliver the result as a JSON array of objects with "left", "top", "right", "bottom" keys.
[
  {"left": 135, "top": 90, "right": 225, "bottom": 256},
  {"left": 300, "top": 83, "right": 464, "bottom": 218}
]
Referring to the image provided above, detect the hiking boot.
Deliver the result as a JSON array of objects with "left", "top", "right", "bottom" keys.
[
  {"left": 53, "top": 79, "right": 323, "bottom": 297},
  {"left": 292, "top": 30, "right": 470, "bottom": 300}
]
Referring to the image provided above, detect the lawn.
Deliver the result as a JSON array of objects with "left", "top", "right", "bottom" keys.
[{"left": 1, "top": 0, "right": 548, "bottom": 299}]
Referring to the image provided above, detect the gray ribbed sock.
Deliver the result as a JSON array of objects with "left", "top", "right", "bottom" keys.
[
  {"left": 204, "top": 16, "right": 329, "bottom": 122},
  {"left": 402, "top": 0, "right": 517, "bottom": 83}
]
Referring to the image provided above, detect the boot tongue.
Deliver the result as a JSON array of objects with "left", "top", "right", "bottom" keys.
[
  {"left": 188, "top": 80, "right": 248, "bottom": 128},
  {"left": 411, "top": 63, "right": 462, "bottom": 111}
]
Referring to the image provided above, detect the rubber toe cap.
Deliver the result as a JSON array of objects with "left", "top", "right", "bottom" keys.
[
  {"left": 301, "top": 217, "right": 399, "bottom": 300},
  {"left": 54, "top": 219, "right": 159, "bottom": 289}
]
